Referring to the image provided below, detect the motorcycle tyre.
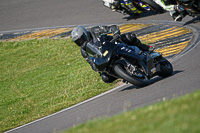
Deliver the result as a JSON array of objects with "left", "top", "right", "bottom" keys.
[
  {"left": 141, "top": 0, "right": 165, "bottom": 13},
  {"left": 114, "top": 64, "right": 149, "bottom": 87},
  {"left": 158, "top": 58, "right": 173, "bottom": 77}
]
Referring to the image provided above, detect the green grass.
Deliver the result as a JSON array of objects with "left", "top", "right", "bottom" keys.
[
  {"left": 0, "top": 39, "right": 118, "bottom": 132},
  {"left": 63, "top": 90, "right": 200, "bottom": 133}
]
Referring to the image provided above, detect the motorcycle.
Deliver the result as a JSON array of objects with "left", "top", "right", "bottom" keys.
[
  {"left": 164, "top": 0, "right": 200, "bottom": 18},
  {"left": 89, "top": 35, "right": 173, "bottom": 87},
  {"left": 176, "top": 0, "right": 200, "bottom": 18},
  {"left": 103, "top": 0, "right": 164, "bottom": 16}
]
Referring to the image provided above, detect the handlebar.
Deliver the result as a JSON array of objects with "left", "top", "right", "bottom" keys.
[{"left": 110, "top": 35, "right": 121, "bottom": 43}]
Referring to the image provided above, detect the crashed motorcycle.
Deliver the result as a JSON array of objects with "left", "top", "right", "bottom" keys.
[
  {"left": 103, "top": 0, "right": 164, "bottom": 15},
  {"left": 177, "top": 0, "right": 200, "bottom": 18},
  {"left": 89, "top": 35, "right": 173, "bottom": 87},
  {"left": 165, "top": 0, "right": 200, "bottom": 18}
]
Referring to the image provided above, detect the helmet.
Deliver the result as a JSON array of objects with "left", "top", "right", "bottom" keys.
[{"left": 71, "top": 26, "right": 90, "bottom": 47}]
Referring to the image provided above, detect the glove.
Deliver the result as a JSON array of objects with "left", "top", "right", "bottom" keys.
[
  {"left": 148, "top": 46, "right": 155, "bottom": 52},
  {"left": 113, "top": 33, "right": 120, "bottom": 40}
]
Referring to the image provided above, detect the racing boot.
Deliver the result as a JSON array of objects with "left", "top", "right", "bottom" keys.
[{"left": 171, "top": 11, "right": 188, "bottom": 21}]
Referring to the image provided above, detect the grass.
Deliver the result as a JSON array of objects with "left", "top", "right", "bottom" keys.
[
  {"left": 63, "top": 90, "right": 200, "bottom": 133},
  {"left": 0, "top": 38, "right": 119, "bottom": 132}
]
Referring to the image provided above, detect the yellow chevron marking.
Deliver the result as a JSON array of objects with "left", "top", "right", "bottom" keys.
[
  {"left": 139, "top": 26, "right": 191, "bottom": 43},
  {"left": 119, "top": 24, "right": 151, "bottom": 34},
  {"left": 107, "top": 24, "right": 150, "bottom": 36},
  {"left": 35, "top": 28, "right": 73, "bottom": 38},
  {"left": 9, "top": 29, "right": 56, "bottom": 41},
  {"left": 139, "top": 27, "right": 178, "bottom": 41},
  {"left": 119, "top": 24, "right": 137, "bottom": 30},
  {"left": 140, "top": 30, "right": 190, "bottom": 43},
  {"left": 156, "top": 41, "right": 189, "bottom": 52},
  {"left": 8, "top": 28, "right": 74, "bottom": 41},
  {"left": 141, "top": 26, "right": 178, "bottom": 37},
  {"left": 148, "top": 28, "right": 188, "bottom": 39},
  {"left": 157, "top": 44, "right": 187, "bottom": 54},
  {"left": 155, "top": 41, "right": 190, "bottom": 57}
]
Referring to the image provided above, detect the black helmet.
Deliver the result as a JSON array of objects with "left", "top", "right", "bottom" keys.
[{"left": 71, "top": 26, "right": 90, "bottom": 47}]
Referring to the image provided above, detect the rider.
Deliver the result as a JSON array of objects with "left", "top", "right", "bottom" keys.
[
  {"left": 154, "top": 0, "right": 189, "bottom": 21},
  {"left": 71, "top": 25, "right": 154, "bottom": 83},
  {"left": 111, "top": 0, "right": 143, "bottom": 15}
]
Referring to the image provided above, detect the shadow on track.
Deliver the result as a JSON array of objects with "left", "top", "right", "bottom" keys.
[
  {"left": 122, "top": 11, "right": 164, "bottom": 21},
  {"left": 183, "top": 16, "right": 200, "bottom": 26},
  {"left": 120, "top": 70, "right": 184, "bottom": 91}
]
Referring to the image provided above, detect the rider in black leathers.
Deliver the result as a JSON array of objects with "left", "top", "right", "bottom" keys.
[{"left": 71, "top": 25, "right": 154, "bottom": 83}]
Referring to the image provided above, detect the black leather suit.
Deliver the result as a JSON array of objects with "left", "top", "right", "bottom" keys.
[{"left": 80, "top": 25, "right": 151, "bottom": 83}]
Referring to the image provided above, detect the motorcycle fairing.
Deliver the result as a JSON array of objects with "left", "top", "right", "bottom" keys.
[
  {"left": 116, "top": 45, "right": 143, "bottom": 61},
  {"left": 146, "top": 58, "right": 160, "bottom": 78},
  {"left": 86, "top": 41, "right": 102, "bottom": 57},
  {"left": 149, "top": 52, "right": 162, "bottom": 59},
  {"left": 91, "top": 41, "right": 118, "bottom": 71},
  {"left": 91, "top": 42, "right": 143, "bottom": 71},
  {"left": 146, "top": 52, "right": 161, "bottom": 78}
]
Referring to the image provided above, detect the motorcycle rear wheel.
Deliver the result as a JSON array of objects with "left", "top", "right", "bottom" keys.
[{"left": 114, "top": 64, "right": 149, "bottom": 87}]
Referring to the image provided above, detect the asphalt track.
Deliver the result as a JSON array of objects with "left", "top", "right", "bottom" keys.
[{"left": 1, "top": 0, "right": 200, "bottom": 133}]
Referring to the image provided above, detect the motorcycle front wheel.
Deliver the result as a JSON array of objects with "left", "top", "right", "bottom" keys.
[
  {"left": 114, "top": 64, "right": 149, "bottom": 87},
  {"left": 158, "top": 58, "right": 173, "bottom": 77}
]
